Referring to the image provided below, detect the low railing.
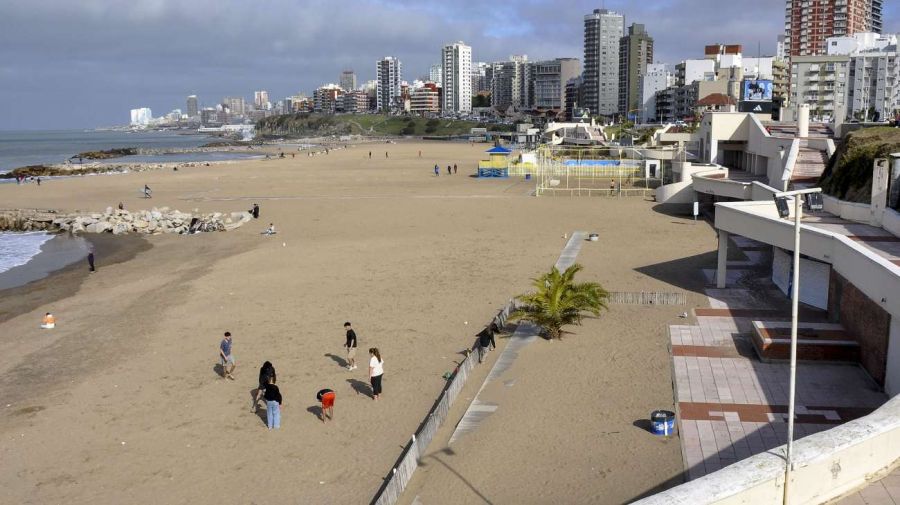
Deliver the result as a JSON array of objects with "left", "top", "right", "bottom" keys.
[
  {"left": 536, "top": 187, "right": 657, "bottom": 198},
  {"left": 607, "top": 291, "right": 686, "bottom": 305},
  {"left": 371, "top": 299, "right": 517, "bottom": 505}
]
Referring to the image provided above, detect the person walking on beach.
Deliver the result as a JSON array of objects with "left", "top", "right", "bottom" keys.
[
  {"left": 344, "top": 322, "right": 358, "bottom": 370},
  {"left": 87, "top": 252, "right": 95, "bottom": 273},
  {"left": 453, "top": 164, "right": 457, "bottom": 174},
  {"left": 36, "top": 177, "right": 41, "bottom": 186},
  {"left": 447, "top": 165, "right": 452, "bottom": 175},
  {"left": 385, "top": 151, "right": 389, "bottom": 159},
  {"left": 369, "top": 348, "right": 384, "bottom": 400},
  {"left": 252, "top": 361, "right": 277, "bottom": 412},
  {"left": 368, "top": 151, "right": 372, "bottom": 159},
  {"left": 144, "top": 185, "right": 152, "bottom": 198},
  {"left": 434, "top": 164, "right": 439, "bottom": 177},
  {"left": 263, "top": 375, "right": 282, "bottom": 429},
  {"left": 218, "top": 331, "right": 235, "bottom": 380},
  {"left": 251, "top": 203, "right": 260, "bottom": 219}
]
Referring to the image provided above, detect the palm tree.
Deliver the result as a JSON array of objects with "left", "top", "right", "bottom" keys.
[{"left": 511, "top": 264, "right": 609, "bottom": 340}]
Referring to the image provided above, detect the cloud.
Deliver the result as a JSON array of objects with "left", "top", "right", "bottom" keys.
[{"left": 0, "top": 0, "right": 896, "bottom": 129}]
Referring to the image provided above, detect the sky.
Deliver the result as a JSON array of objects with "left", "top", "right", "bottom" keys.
[{"left": 1, "top": 0, "right": 898, "bottom": 130}]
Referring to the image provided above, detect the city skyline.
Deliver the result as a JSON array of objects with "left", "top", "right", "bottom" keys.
[{"left": 2, "top": 0, "right": 900, "bottom": 130}]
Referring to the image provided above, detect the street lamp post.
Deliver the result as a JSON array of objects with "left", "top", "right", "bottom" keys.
[{"left": 773, "top": 187, "right": 822, "bottom": 505}]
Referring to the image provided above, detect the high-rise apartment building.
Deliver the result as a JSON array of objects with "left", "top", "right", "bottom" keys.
[
  {"left": 784, "top": 0, "right": 883, "bottom": 57},
  {"left": 224, "top": 97, "right": 245, "bottom": 116},
  {"left": 471, "top": 62, "right": 491, "bottom": 94},
  {"left": 186, "top": 95, "right": 199, "bottom": 118},
  {"left": 376, "top": 57, "right": 402, "bottom": 112},
  {"left": 429, "top": 64, "right": 443, "bottom": 86},
  {"left": 254, "top": 91, "right": 269, "bottom": 110},
  {"left": 442, "top": 41, "right": 473, "bottom": 113},
  {"left": 619, "top": 23, "right": 654, "bottom": 116},
  {"left": 130, "top": 108, "right": 152, "bottom": 126},
  {"left": 491, "top": 55, "right": 532, "bottom": 109},
  {"left": 583, "top": 8, "right": 625, "bottom": 116},
  {"left": 639, "top": 64, "right": 672, "bottom": 123},
  {"left": 532, "top": 58, "right": 582, "bottom": 110},
  {"left": 340, "top": 70, "right": 357, "bottom": 92}
]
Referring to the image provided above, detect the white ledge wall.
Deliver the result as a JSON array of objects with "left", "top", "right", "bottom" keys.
[{"left": 633, "top": 395, "right": 900, "bottom": 505}]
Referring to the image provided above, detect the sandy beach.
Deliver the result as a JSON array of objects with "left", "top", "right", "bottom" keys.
[{"left": 0, "top": 141, "right": 717, "bottom": 504}]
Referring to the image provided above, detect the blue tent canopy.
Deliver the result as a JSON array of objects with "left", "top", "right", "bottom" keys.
[{"left": 485, "top": 146, "right": 512, "bottom": 154}]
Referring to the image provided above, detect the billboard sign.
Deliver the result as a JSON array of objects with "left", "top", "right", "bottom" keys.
[
  {"left": 743, "top": 80, "right": 773, "bottom": 102},
  {"left": 739, "top": 101, "right": 775, "bottom": 114}
]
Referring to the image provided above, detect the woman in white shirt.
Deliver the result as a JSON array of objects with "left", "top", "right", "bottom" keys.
[{"left": 368, "top": 348, "right": 384, "bottom": 400}]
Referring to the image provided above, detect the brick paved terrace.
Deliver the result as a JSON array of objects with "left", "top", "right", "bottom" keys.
[{"left": 672, "top": 235, "right": 888, "bottom": 481}]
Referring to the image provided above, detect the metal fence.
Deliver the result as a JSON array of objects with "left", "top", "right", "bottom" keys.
[
  {"left": 371, "top": 300, "right": 517, "bottom": 505},
  {"left": 607, "top": 291, "right": 686, "bottom": 305}
]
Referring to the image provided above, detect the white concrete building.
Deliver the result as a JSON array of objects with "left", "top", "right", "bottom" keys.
[
  {"left": 429, "top": 64, "right": 443, "bottom": 86},
  {"left": 848, "top": 47, "right": 899, "bottom": 121},
  {"left": 442, "top": 41, "right": 472, "bottom": 114},
  {"left": 741, "top": 57, "right": 775, "bottom": 80},
  {"left": 130, "top": 107, "right": 152, "bottom": 126},
  {"left": 639, "top": 64, "right": 673, "bottom": 123},
  {"left": 827, "top": 32, "right": 897, "bottom": 56},
  {"left": 676, "top": 59, "right": 716, "bottom": 86},
  {"left": 376, "top": 57, "right": 402, "bottom": 112}
]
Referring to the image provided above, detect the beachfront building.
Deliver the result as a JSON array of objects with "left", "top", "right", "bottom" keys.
[
  {"left": 429, "top": 63, "right": 443, "bottom": 86},
  {"left": 253, "top": 91, "right": 269, "bottom": 110},
  {"left": 471, "top": 62, "right": 491, "bottom": 94},
  {"left": 410, "top": 82, "right": 441, "bottom": 115},
  {"left": 224, "top": 97, "right": 246, "bottom": 117},
  {"left": 442, "top": 41, "right": 472, "bottom": 114},
  {"left": 340, "top": 70, "right": 357, "bottom": 92},
  {"left": 130, "top": 107, "right": 152, "bottom": 126},
  {"left": 490, "top": 55, "right": 532, "bottom": 110},
  {"left": 314, "top": 84, "right": 344, "bottom": 114},
  {"left": 341, "top": 90, "right": 369, "bottom": 114},
  {"left": 186, "top": 95, "right": 199, "bottom": 118},
  {"left": 639, "top": 64, "right": 673, "bottom": 123},
  {"left": 583, "top": 8, "right": 625, "bottom": 117},
  {"left": 376, "top": 57, "right": 402, "bottom": 113},
  {"left": 619, "top": 23, "right": 654, "bottom": 118},
  {"left": 531, "top": 58, "right": 581, "bottom": 112}
]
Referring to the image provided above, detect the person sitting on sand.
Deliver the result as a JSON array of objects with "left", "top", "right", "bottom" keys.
[
  {"left": 40, "top": 312, "right": 56, "bottom": 329},
  {"left": 262, "top": 223, "right": 276, "bottom": 236}
]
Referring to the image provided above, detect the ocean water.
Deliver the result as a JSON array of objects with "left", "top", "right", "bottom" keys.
[
  {"left": 0, "top": 232, "right": 54, "bottom": 274},
  {"left": 0, "top": 129, "right": 215, "bottom": 173}
]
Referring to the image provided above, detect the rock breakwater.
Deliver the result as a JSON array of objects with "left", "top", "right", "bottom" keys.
[{"left": 0, "top": 208, "right": 251, "bottom": 235}]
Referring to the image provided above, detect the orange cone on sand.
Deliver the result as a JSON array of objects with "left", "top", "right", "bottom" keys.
[{"left": 40, "top": 312, "right": 56, "bottom": 329}]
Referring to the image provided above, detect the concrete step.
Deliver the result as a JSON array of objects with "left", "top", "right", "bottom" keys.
[{"left": 750, "top": 321, "right": 860, "bottom": 363}]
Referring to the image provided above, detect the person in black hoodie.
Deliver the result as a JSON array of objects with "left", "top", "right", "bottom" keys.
[
  {"left": 264, "top": 375, "right": 282, "bottom": 429},
  {"left": 251, "top": 361, "right": 276, "bottom": 412}
]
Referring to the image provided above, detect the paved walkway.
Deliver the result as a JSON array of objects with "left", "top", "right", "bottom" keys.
[
  {"left": 804, "top": 212, "right": 900, "bottom": 267},
  {"left": 672, "top": 235, "right": 888, "bottom": 480},
  {"left": 448, "top": 231, "right": 586, "bottom": 444},
  {"left": 836, "top": 468, "right": 900, "bottom": 504}
]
